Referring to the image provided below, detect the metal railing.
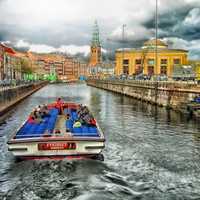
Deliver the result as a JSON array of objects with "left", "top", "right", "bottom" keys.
[
  {"left": 0, "top": 80, "right": 47, "bottom": 110},
  {"left": 88, "top": 76, "right": 199, "bottom": 91},
  {"left": 0, "top": 79, "right": 43, "bottom": 91},
  {"left": 88, "top": 74, "right": 198, "bottom": 84}
]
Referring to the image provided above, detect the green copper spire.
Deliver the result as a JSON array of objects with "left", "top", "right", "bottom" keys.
[{"left": 91, "top": 20, "right": 101, "bottom": 47}]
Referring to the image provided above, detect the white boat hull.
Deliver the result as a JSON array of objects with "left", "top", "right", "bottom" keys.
[{"left": 8, "top": 138, "right": 105, "bottom": 158}]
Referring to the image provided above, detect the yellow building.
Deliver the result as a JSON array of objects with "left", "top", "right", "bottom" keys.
[
  {"left": 115, "top": 39, "right": 188, "bottom": 77},
  {"left": 189, "top": 60, "right": 200, "bottom": 81}
]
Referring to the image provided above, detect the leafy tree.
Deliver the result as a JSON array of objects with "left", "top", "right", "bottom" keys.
[
  {"left": 13, "top": 58, "right": 21, "bottom": 72},
  {"left": 20, "top": 58, "right": 33, "bottom": 74}
]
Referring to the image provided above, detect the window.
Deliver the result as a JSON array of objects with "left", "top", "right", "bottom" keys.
[
  {"left": 148, "top": 66, "right": 154, "bottom": 75},
  {"left": 123, "top": 59, "right": 129, "bottom": 65},
  {"left": 160, "top": 66, "right": 167, "bottom": 75},
  {"left": 135, "top": 59, "right": 141, "bottom": 65},
  {"left": 148, "top": 59, "right": 154, "bottom": 65},
  {"left": 123, "top": 66, "right": 129, "bottom": 74},
  {"left": 135, "top": 65, "right": 143, "bottom": 75},
  {"left": 174, "top": 59, "right": 180, "bottom": 65},
  {"left": 161, "top": 59, "right": 167, "bottom": 65}
]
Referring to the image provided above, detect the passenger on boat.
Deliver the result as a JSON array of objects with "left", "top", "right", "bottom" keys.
[
  {"left": 73, "top": 120, "right": 82, "bottom": 128},
  {"left": 27, "top": 110, "right": 43, "bottom": 124},
  {"left": 27, "top": 114, "right": 35, "bottom": 124},
  {"left": 77, "top": 109, "right": 84, "bottom": 119},
  {"left": 35, "top": 105, "right": 42, "bottom": 112},
  {"left": 89, "top": 118, "right": 96, "bottom": 127},
  {"left": 81, "top": 113, "right": 91, "bottom": 124},
  {"left": 77, "top": 106, "right": 88, "bottom": 119},
  {"left": 40, "top": 104, "right": 50, "bottom": 117},
  {"left": 34, "top": 109, "right": 43, "bottom": 123},
  {"left": 82, "top": 106, "right": 89, "bottom": 114},
  {"left": 77, "top": 104, "right": 83, "bottom": 112},
  {"left": 55, "top": 98, "right": 64, "bottom": 114}
]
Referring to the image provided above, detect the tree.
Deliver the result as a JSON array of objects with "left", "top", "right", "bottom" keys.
[{"left": 20, "top": 58, "right": 33, "bottom": 74}]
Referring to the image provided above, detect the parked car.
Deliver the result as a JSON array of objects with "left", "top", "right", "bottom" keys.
[
  {"left": 151, "top": 75, "right": 168, "bottom": 81},
  {"left": 135, "top": 73, "right": 151, "bottom": 80},
  {"left": 119, "top": 74, "right": 128, "bottom": 80}
]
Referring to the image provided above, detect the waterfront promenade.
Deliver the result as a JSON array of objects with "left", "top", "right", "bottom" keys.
[
  {"left": 87, "top": 79, "right": 200, "bottom": 110},
  {"left": 0, "top": 81, "right": 47, "bottom": 117}
]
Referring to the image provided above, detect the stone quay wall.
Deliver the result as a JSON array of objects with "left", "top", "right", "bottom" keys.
[
  {"left": 87, "top": 79, "right": 200, "bottom": 109},
  {"left": 0, "top": 81, "right": 48, "bottom": 116}
]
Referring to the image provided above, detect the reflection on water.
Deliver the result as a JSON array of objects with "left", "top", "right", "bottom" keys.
[{"left": 0, "top": 83, "right": 200, "bottom": 200}]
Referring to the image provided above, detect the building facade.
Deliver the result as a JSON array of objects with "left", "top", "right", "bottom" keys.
[
  {"left": 32, "top": 53, "right": 88, "bottom": 81},
  {"left": 0, "top": 43, "right": 89, "bottom": 82},
  {"left": 78, "top": 61, "right": 89, "bottom": 77},
  {"left": 115, "top": 39, "right": 188, "bottom": 78},
  {"left": 0, "top": 43, "right": 22, "bottom": 80},
  {"left": 0, "top": 45, "right": 4, "bottom": 80}
]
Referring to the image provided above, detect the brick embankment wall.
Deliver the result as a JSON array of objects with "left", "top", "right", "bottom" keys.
[
  {"left": 87, "top": 79, "right": 200, "bottom": 110},
  {"left": 0, "top": 81, "right": 48, "bottom": 116}
]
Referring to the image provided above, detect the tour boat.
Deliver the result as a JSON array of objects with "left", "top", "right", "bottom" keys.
[{"left": 7, "top": 102, "right": 105, "bottom": 161}]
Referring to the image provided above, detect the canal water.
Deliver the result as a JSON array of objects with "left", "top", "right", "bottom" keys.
[{"left": 0, "top": 83, "right": 200, "bottom": 200}]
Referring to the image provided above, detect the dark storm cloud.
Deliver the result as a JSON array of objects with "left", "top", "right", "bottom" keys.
[
  {"left": 139, "top": 4, "right": 200, "bottom": 59},
  {"left": 0, "top": 27, "right": 13, "bottom": 41},
  {"left": 143, "top": 5, "right": 200, "bottom": 41},
  {"left": 0, "top": 33, "right": 5, "bottom": 41},
  {"left": 107, "top": 38, "right": 146, "bottom": 48},
  {"left": 181, "top": 26, "right": 200, "bottom": 40},
  {"left": 189, "top": 49, "right": 200, "bottom": 60},
  {"left": 0, "top": 0, "right": 199, "bottom": 58},
  {"left": 13, "top": 46, "right": 30, "bottom": 52},
  {"left": 0, "top": 23, "right": 91, "bottom": 47},
  {"left": 144, "top": 8, "right": 190, "bottom": 29}
]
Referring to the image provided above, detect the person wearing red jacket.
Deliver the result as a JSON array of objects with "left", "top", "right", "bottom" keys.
[
  {"left": 55, "top": 97, "right": 64, "bottom": 114},
  {"left": 89, "top": 118, "right": 96, "bottom": 126},
  {"left": 27, "top": 116, "right": 35, "bottom": 124}
]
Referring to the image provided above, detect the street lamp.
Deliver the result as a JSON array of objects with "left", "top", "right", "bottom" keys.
[
  {"left": 155, "top": 0, "right": 159, "bottom": 103},
  {"left": 155, "top": 0, "right": 158, "bottom": 76},
  {"left": 122, "top": 24, "right": 126, "bottom": 75}
]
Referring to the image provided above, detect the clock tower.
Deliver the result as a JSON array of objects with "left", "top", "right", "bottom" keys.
[{"left": 89, "top": 21, "right": 101, "bottom": 67}]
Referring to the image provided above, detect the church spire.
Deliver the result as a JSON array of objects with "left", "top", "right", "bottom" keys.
[
  {"left": 91, "top": 20, "right": 101, "bottom": 47},
  {"left": 89, "top": 20, "right": 102, "bottom": 67}
]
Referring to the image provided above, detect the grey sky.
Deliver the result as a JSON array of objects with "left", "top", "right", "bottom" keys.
[{"left": 0, "top": 0, "right": 199, "bottom": 59}]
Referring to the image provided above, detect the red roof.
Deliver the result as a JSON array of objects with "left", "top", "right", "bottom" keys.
[{"left": 0, "top": 43, "right": 15, "bottom": 55}]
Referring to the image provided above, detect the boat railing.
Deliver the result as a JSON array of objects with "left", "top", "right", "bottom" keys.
[{"left": 15, "top": 133, "right": 53, "bottom": 139}]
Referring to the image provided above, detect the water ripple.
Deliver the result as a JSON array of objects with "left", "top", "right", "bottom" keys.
[{"left": 0, "top": 84, "right": 200, "bottom": 199}]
